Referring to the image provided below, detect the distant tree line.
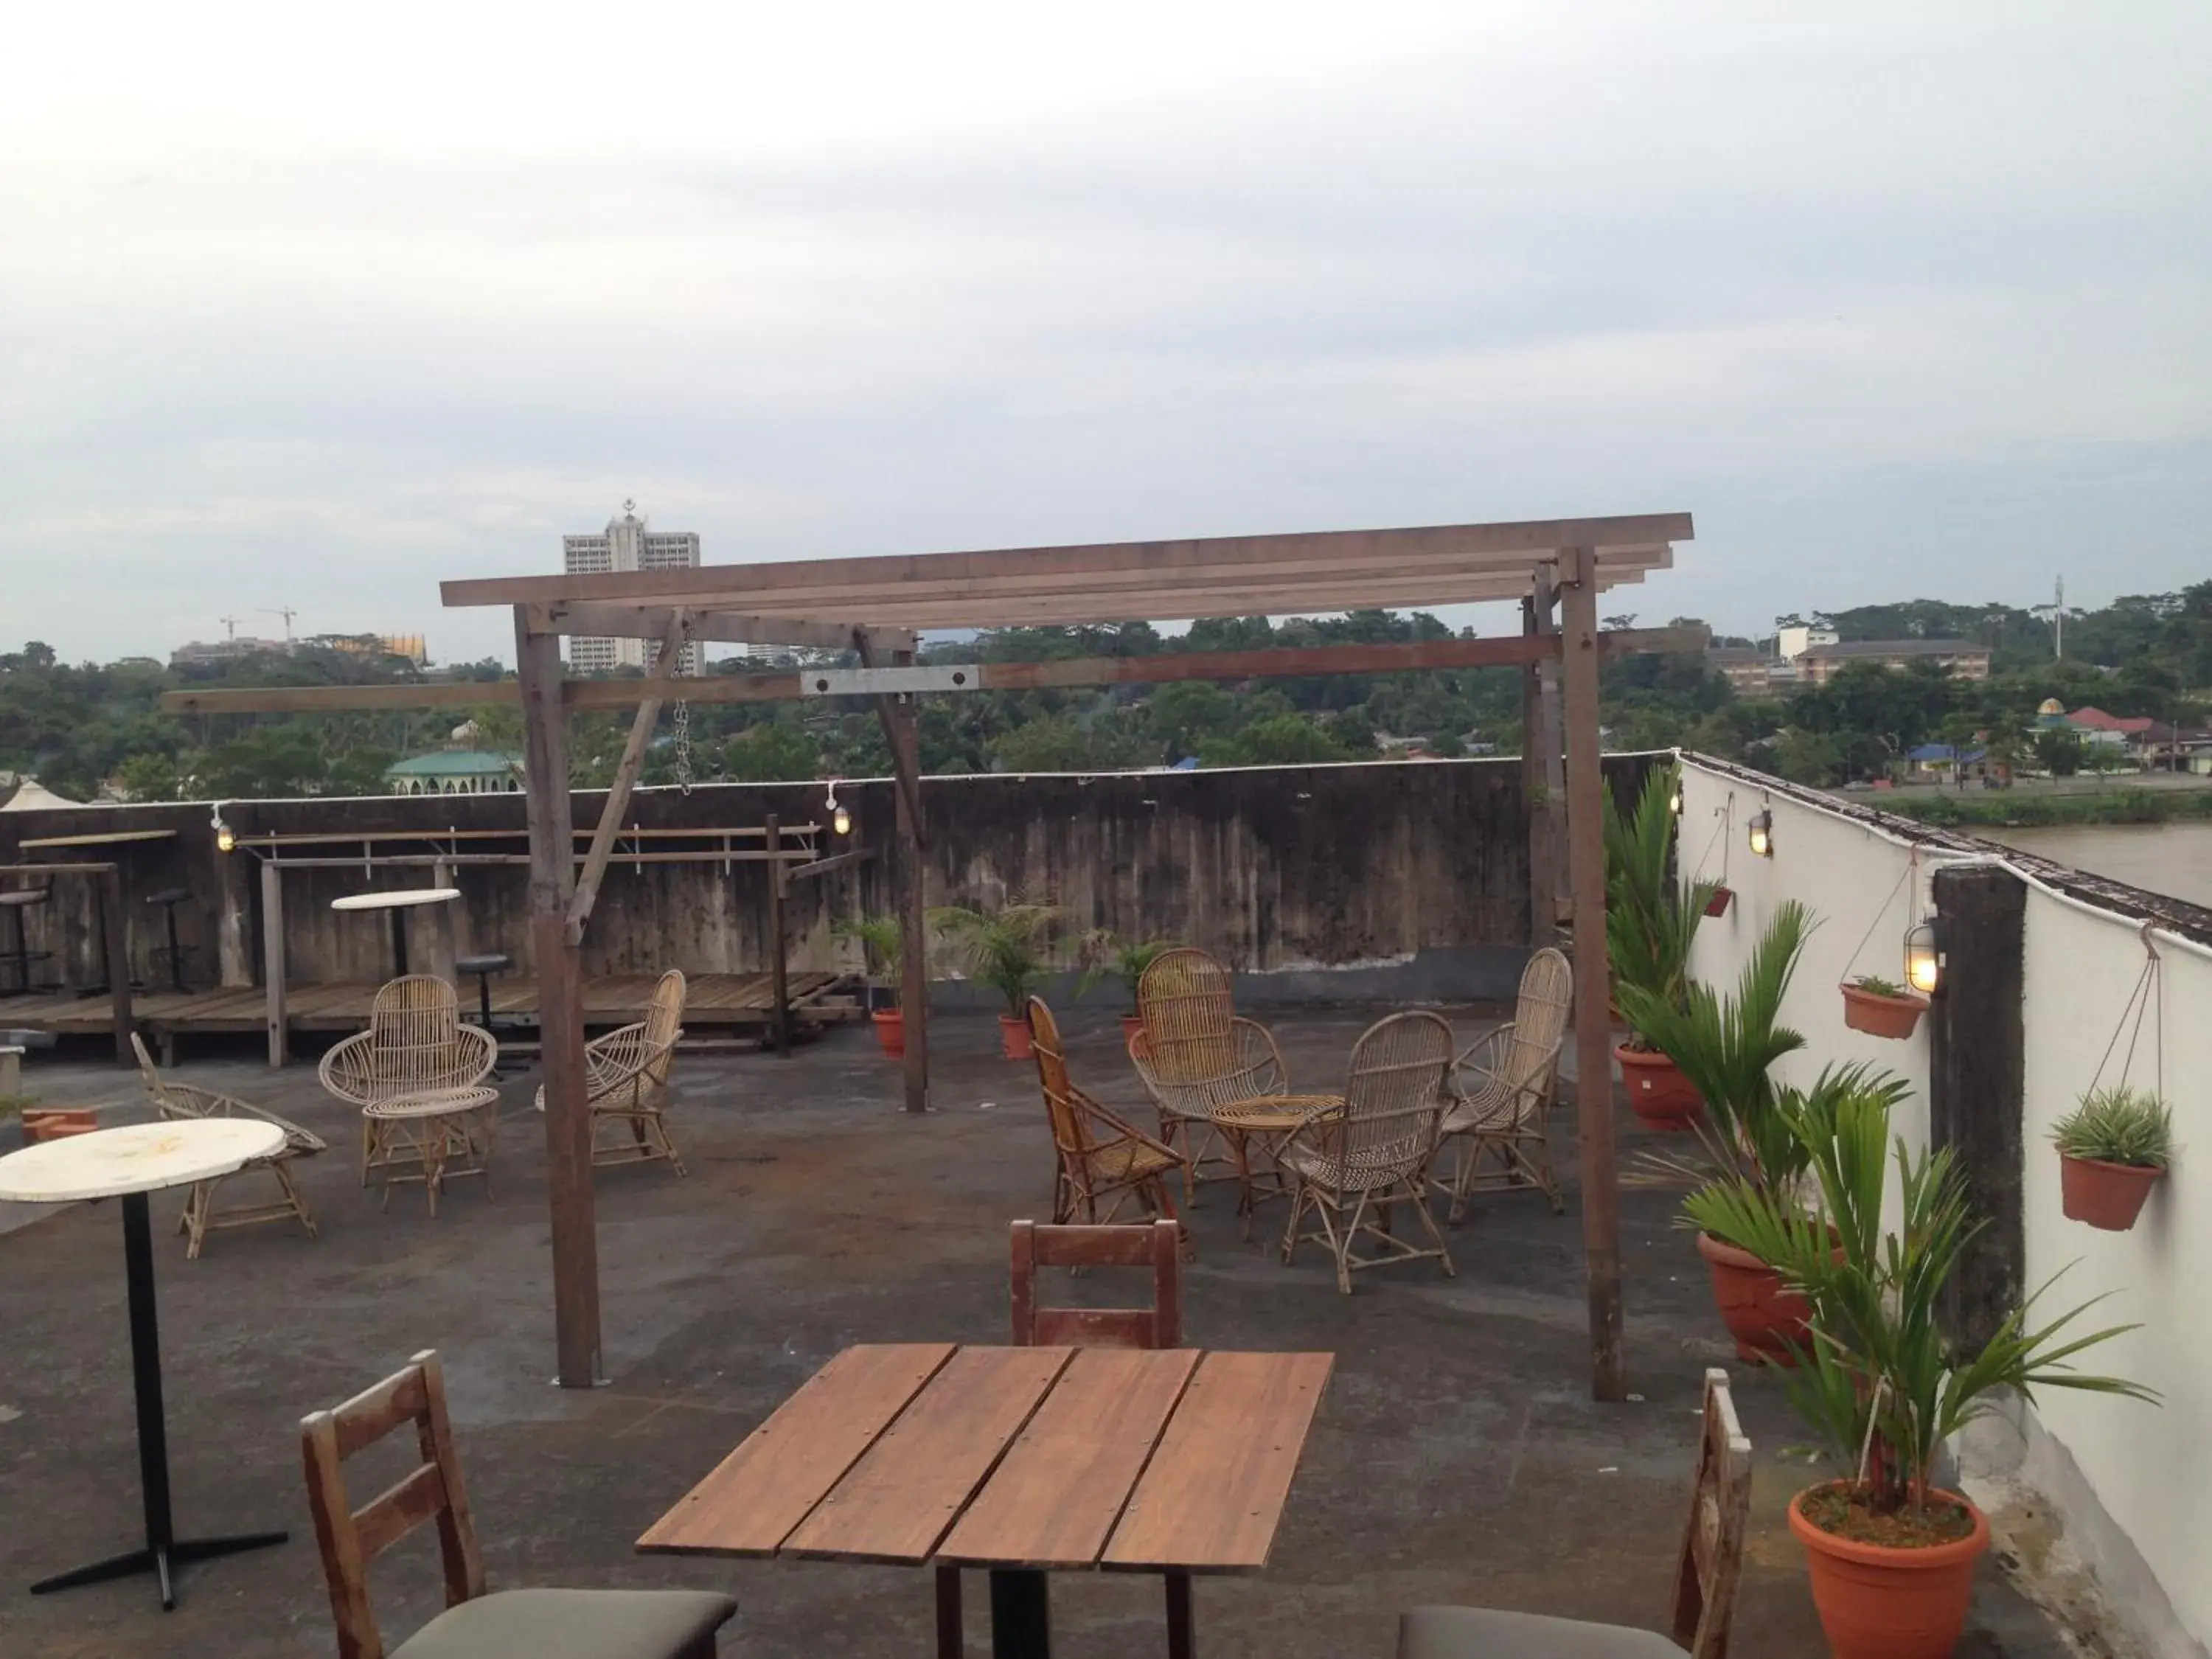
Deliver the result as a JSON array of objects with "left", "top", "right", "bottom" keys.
[{"left": 4, "top": 582, "right": 2207, "bottom": 801}]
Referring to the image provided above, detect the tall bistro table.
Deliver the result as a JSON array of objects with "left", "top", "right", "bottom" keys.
[
  {"left": 639, "top": 1343, "right": 1332, "bottom": 1659},
  {"left": 0, "top": 1119, "right": 291, "bottom": 1608},
  {"left": 330, "top": 886, "right": 461, "bottom": 978}
]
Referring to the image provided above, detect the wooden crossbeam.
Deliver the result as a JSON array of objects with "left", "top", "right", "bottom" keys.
[
  {"left": 158, "top": 627, "right": 1705, "bottom": 718},
  {"left": 566, "top": 613, "right": 688, "bottom": 941},
  {"left": 439, "top": 515, "right": 1693, "bottom": 612}
]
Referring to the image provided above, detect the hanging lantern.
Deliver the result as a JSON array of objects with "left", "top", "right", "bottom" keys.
[
  {"left": 1747, "top": 809, "right": 1774, "bottom": 858},
  {"left": 824, "top": 780, "right": 852, "bottom": 838},
  {"left": 1905, "top": 918, "right": 1942, "bottom": 995},
  {"left": 211, "top": 803, "right": 236, "bottom": 855}
]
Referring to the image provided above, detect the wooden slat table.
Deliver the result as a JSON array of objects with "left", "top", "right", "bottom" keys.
[{"left": 639, "top": 1343, "right": 1332, "bottom": 1659}]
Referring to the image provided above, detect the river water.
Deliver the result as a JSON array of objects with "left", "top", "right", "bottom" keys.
[{"left": 1974, "top": 821, "right": 2212, "bottom": 909}]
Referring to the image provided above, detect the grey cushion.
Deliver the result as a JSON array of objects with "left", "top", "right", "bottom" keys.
[
  {"left": 393, "top": 1588, "right": 738, "bottom": 1659},
  {"left": 1399, "top": 1605, "right": 1682, "bottom": 1659}
]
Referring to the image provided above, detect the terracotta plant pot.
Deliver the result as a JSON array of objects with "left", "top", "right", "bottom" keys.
[
  {"left": 1615, "top": 1044, "right": 1700, "bottom": 1129},
  {"left": 1789, "top": 1484, "right": 1990, "bottom": 1659},
  {"left": 1121, "top": 1014, "right": 1146, "bottom": 1046},
  {"left": 871, "top": 1009, "right": 905, "bottom": 1060},
  {"left": 1841, "top": 984, "right": 1929, "bottom": 1040},
  {"left": 999, "top": 1014, "right": 1034, "bottom": 1062},
  {"left": 2059, "top": 1154, "right": 2163, "bottom": 1231},
  {"left": 1697, "top": 1232, "right": 1815, "bottom": 1366},
  {"left": 1705, "top": 886, "right": 1734, "bottom": 917},
  {"left": 21, "top": 1108, "right": 99, "bottom": 1144}
]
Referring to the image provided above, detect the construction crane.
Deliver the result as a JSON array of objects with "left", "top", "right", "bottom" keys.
[
  {"left": 219, "top": 613, "right": 243, "bottom": 640},
  {"left": 260, "top": 605, "right": 299, "bottom": 645}
]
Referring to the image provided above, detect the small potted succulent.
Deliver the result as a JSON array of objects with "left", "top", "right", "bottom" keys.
[
  {"left": 1696, "top": 1086, "right": 2156, "bottom": 1659},
  {"left": 1839, "top": 973, "right": 1928, "bottom": 1040},
  {"left": 2052, "top": 1086, "right": 2173, "bottom": 1231},
  {"left": 1091, "top": 936, "right": 1179, "bottom": 1043},
  {"left": 1703, "top": 884, "right": 1734, "bottom": 918},
  {"left": 835, "top": 914, "right": 908, "bottom": 1059},
  {"left": 930, "top": 900, "right": 1068, "bottom": 1060}
]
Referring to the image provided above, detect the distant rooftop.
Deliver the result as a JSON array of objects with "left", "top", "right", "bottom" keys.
[{"left": 1798, "top": 638, "right": 1988, "bottom": 660}]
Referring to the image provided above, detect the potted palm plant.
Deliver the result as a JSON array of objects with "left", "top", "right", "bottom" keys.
[
  {"left": 1606, "top": 763, "right": 1721, "bottom": 1129},
  {"left": 930, "top": 900, "right": 1068, "bottom": 1060},
  {"left": 1840, "top": 973, "right": 1928, "bottom": 1040},
  {"left": 835, "top": 914, "right": 907, "bottom": 1058},
  {"left": 1092, "top": 936, "right": 1178, "bottom": 1043},
  {"left": 1622, "top": 900, "right": 1845, "bottom": 1363},
  {"left": 2052, "top": 1086, "right": 2173, "bottom": 1231},
  {"left": 1694, "top": 1087, "right": 2156, "bottom": 1659}
]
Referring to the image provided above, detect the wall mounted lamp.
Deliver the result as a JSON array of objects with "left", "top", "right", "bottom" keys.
[
  {"left": 1905, "top": 917, "right": 1943, "bottom": 995},
  {"left": 211, "top": 803, "right": 236, "bottom": 854},
  {"left": 1747, "top": 809, "right": 1775, "bottom": 858},
  {"left": 824, "top": 780, "right": 852, "bottom": 838}
]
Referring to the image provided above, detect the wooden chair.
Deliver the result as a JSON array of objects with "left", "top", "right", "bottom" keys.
[
  {"left": 534, "top": 968, "right": 689, "bottom": 1174},
  {"left": 1008, "top": 1217, "right": 1183, "bottom": 1347},
  {"left": 133, "top": 1032, "right": 324, "bottom": 1258},
  {"left": 1433, "top": 947, "right": 1573, "bottom": 1222},
  {"left": 1279, "top": 1011, "right": 1456, "bottom": 1294},
  {"left": 1127, "top": 947, "right": 1287, "bottom": 1202},
  {"left": 1028, "top": 997, "right": 1185, "bottom": 1237},
  {"left": 936, "top": 1220, "right": 1186, "bottom": 1659},
  {"left": 301, "top": 1350, "right": 737, "bottom": 1659},
  {"left": 321, "top": 976, "right": 499, "bottom": 1173},
  {"left": 1398, "top": 1369, "right": 1753, "bottom": 1658}
]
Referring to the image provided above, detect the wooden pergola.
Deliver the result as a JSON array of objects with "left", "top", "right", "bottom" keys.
[{"left": 167, "top": 512, "right": 1697, "bottom": 1400}]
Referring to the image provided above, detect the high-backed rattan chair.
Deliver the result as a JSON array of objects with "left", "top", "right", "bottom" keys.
[
  {"left": 302, "top": 1350, "right": 737, "bottom": 1659},
  {"left": 320, "top": 975, "right": 499, "bottom": 1175},
  {"left": 1434, "top": 947, "right": 1573, "bottom": 1222},
  {"left": 1279, "top": 1010, "right": 1456, "bottom": 1294},
  {"left": 1399, "top": 1369, "right": 1753, "bottom": 1658},
  {"left": 1027, "top": 997, "right": 1184, "bottom": 1237},
  {"left": 534, "top": 969, "right": 688, "bottom": 1174},
  {"left": 1127, "top": 947, "right": 1287, "bottom": 1201},
  {"left": 133, "top": 1032, "right": 324, "bottom": 1259}
]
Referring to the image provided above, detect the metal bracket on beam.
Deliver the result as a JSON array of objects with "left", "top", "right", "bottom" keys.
[{"left": 799, "top": 664, "right": 983, "bottom": 697}]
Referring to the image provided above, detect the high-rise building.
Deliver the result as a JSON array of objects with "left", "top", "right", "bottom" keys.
[{"left": 562, "top": 501, "right": 703, "bottom": 673}]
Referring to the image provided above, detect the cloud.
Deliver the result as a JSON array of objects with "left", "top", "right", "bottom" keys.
[{"left": 1, "top": 0, "right": 2207, "bottom": 664}]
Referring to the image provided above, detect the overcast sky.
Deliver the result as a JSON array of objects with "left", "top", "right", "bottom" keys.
[{"left": 4, "top": 1, "right": 2207, "bottom": 666}]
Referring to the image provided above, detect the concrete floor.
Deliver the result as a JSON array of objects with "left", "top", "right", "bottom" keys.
[{"left": 0, "top": 1006, "right": 2068, "bottom": 1659}]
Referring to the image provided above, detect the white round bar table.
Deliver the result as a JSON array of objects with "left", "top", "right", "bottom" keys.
[
  {"left": 0, "top": 1119, "right": 290, "bottom": 1608},
  {"left": 330, "top": 886, "right": 460, "bottom": 978}
]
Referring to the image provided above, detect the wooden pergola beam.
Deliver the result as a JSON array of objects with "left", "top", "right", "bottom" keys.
[
  {"left": 566, "top": 614, "right": 689, "bottom": 941},
  {"left": 439, "top": 514, "right": 1693, "bottom": 611},
  {"left": 526, "top": 602, "right": 913, "bottom": 654}
]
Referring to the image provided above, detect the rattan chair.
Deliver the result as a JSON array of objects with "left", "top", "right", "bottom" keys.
[
  {"left": 133, "top": 1032, "right": 324, "bottom": 1259},
  {"left": 534, "top": 969, "right": 688, "bottom": 1174},
  {"left": 1027, "top": 998, "right": 1184, "bottom": 1238},
  {"left": 319, "top": 976, "right": 498, "bottom": 1175},
  {"left": 1279, "top": 1010, "right": 1457, "bottom": 1294},
  {"left": 1127, "top": 947, "right": 1287, "bottom": 1202},
  {"left": 1434, "top": 947, "right": 1573, "bottom": 1222}
]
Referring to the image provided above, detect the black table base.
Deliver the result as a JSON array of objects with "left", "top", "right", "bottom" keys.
[
  {"left": 28, "top": 1190, "right": 288, "bottom": 1610},
  {"left": 990, "top": 1568, "right": 1052, "bottom": 1659}
]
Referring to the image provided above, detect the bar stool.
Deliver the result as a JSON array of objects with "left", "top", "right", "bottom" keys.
[
  {"left": 455, "top": 952, "right": 512, "bottom": 1078},
  {"left": 145, "top": 888, "right": 195, "bottom": 994},
  {"left": 0, "top": 887, "right": 55, "bottom": 995}
]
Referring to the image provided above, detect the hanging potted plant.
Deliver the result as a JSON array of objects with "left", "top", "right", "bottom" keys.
[
  {"left": 1605, "top": 763, "right": 1721, "bottom": 1129},
  {"left": 930, "top": 900, "right": 1067, "bottom": 1060},
  {"left": 1624, "top": 901, "right": 1860, "bottom": 1365},
  {"left": 1840, "top": 974, "right": 1928, "bottom": 1040},
  {"left": 2052, "top": 1086, "right": 2173, "bottom": 1231},
  {"left": 1696, "top": 1088, "right": 2156, "bottom": 1659},
  {"left": 835, "top": 914, "right": 907, "bottom": 1059}
]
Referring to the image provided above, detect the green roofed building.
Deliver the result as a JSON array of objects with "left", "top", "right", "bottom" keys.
[{"left": 383, "top": 748, "right": 522, "bottom": 796}]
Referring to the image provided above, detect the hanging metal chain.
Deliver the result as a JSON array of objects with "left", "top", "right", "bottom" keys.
[{"left": 672, "top": 696, "right": 693, "bottom": 795}]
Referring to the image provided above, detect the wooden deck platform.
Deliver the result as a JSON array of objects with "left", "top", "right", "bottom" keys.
[{"left": 0, "top": 970, "right": 859, "bottom": 1046}]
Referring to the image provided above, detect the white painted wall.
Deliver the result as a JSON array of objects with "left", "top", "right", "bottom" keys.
[
  {"left": 2017, "top": 884, "right": 2210, "bottom": 1651},
  {"left": 1676, "top": 754, "right": 2210, "bottom": 1655}
]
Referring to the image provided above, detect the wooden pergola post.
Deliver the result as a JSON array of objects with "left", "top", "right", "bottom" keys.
[
  {"left": 1558, "top": 548, "right": 1625, "bottom": 1401},
  {"left": 890, "top": 652, "right": 930, "bottom": 1115},
  {"left": 1522, "top": 569, "right": 1565, "bottom": 947},
  {"left": 515, "top": 611, "right": 601, "bottom": 1388}
]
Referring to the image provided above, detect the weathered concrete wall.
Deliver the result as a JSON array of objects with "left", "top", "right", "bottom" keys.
[{"left": 0, "top": 756, "right": 1656, "bottom": 1001}]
